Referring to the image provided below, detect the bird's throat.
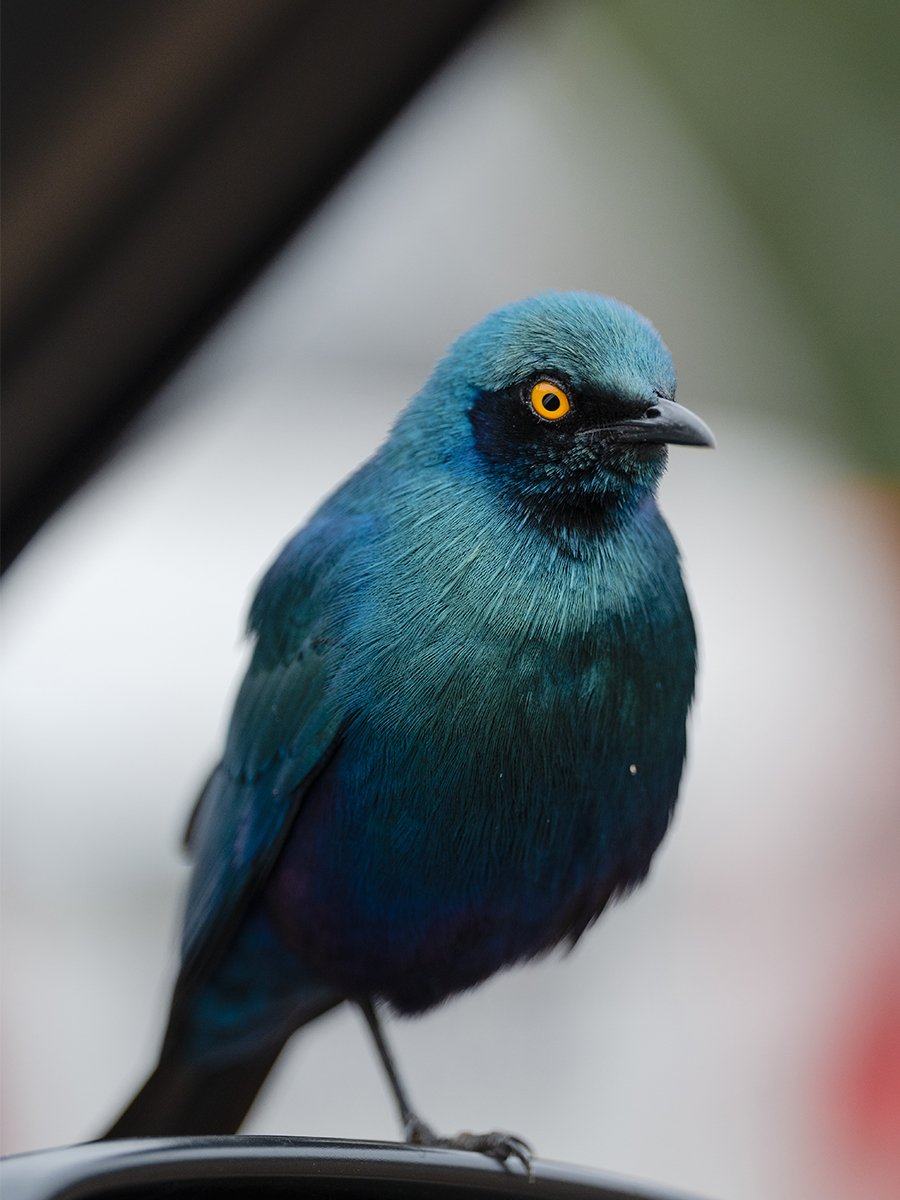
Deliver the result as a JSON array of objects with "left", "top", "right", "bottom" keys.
[{"left": 515, "top": 482, "right": 654, "bottom": 559}]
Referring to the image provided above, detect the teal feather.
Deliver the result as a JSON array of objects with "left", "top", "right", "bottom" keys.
[{"left": 109, "top": 291, "right": 710, "bottom": 1136}]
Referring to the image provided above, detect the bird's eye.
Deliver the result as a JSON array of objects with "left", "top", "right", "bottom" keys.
[{"left": 530, "top": 381, "right": 571, "bottom": 421}]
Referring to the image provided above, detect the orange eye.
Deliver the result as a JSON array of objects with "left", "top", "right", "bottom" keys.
[{"left": 530, "top": 380, "right": 571, "bottom": 421}]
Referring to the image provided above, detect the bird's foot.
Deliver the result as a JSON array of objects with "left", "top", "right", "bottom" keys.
[{"left": 405, "top": 1116, "right": 533, "bottom": 1176}]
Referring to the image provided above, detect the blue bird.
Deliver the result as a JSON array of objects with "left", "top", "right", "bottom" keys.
[{"left": 107, "top": 292, "right": 714, "bottom": 1161}]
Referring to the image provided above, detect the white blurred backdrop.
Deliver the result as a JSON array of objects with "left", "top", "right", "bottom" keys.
[{"left": 2, "top": 6, "right": 899, "bottom": 1200}]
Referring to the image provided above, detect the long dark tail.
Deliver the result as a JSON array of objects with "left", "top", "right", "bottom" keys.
[{"left": 105, "top": 1035, "right": 290, "bottom": 1138}]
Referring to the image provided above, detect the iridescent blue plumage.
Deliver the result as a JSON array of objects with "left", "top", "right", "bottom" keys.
[{"left": 108, "top": 292, "right": 713, "bottom": 1145}]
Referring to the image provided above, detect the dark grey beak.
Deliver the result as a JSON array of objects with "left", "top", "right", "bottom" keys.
[{"left": 600, "top": 397, "right": 715, "bottom": 448}]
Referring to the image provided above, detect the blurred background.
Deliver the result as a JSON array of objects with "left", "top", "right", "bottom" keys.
[{"left": 2, "top": 3, "right": 899, "bottom": 1199}]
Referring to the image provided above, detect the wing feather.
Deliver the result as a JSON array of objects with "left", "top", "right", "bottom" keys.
[{"left": 179, "top": 510, "right": 366, "bottom": 979}]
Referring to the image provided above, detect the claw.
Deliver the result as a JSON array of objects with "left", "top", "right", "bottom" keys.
[
  {"left": 405, "top": 1119, "right": 534, "bottom": 1179},
  {"left": 451, "top": 1130, "right": 534, "bottom": 1177}
]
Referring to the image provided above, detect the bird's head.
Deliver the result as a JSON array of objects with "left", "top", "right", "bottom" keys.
[{"left": 405, "top": 292, "right": 714, "bottom": 531}]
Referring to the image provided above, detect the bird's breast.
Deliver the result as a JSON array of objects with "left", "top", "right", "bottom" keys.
[{"left": 266, "top": 493, "right": 695, "bottom": 1009}]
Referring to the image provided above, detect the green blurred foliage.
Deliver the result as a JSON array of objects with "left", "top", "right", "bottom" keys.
[{"left": 602, "top": 0, "right": 900, "bottom": 479}]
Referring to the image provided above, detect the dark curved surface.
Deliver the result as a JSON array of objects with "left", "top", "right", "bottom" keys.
[
  {"left": 1, "top": 1137, "right": 704, "bottom": 1200},
  {"left": 1, "top": 0, "right": 503, "bottom": 572}
]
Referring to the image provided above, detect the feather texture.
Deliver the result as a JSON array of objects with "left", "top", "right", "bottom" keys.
[{"left": 107, "top": 291, "right": 709, "bottom": 1137}]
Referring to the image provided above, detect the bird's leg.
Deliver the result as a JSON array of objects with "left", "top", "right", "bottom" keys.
[
  {"left": 358, "top": 999, "right": 533, "bottom": 1175},
  {"left": 358, "top": 997, "right": 424, "bottom": 1139}
]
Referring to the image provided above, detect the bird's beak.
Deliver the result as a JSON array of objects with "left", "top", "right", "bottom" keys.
[{"left": 605, "top": 397, "right": 716, "bottom": 448}]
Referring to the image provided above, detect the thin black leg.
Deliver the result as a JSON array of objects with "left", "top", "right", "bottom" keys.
[
  {"left": 358, "top": 997, "right": 421, "bottom": 1135},
  {"left": 357, "top": 997, "right": 534, "bottom": 1175}
]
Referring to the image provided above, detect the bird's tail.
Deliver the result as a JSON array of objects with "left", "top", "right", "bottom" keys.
[
  {"left": 104, "top": 1035, "right": 290, "bottom": 1138},
  {"left": 103, "top": 909, "right": 344, "bottom": 1138}
]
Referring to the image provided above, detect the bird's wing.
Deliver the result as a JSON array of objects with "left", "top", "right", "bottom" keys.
[{"left": 178, "top": 510, "right": 364, "bottom": 982}]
